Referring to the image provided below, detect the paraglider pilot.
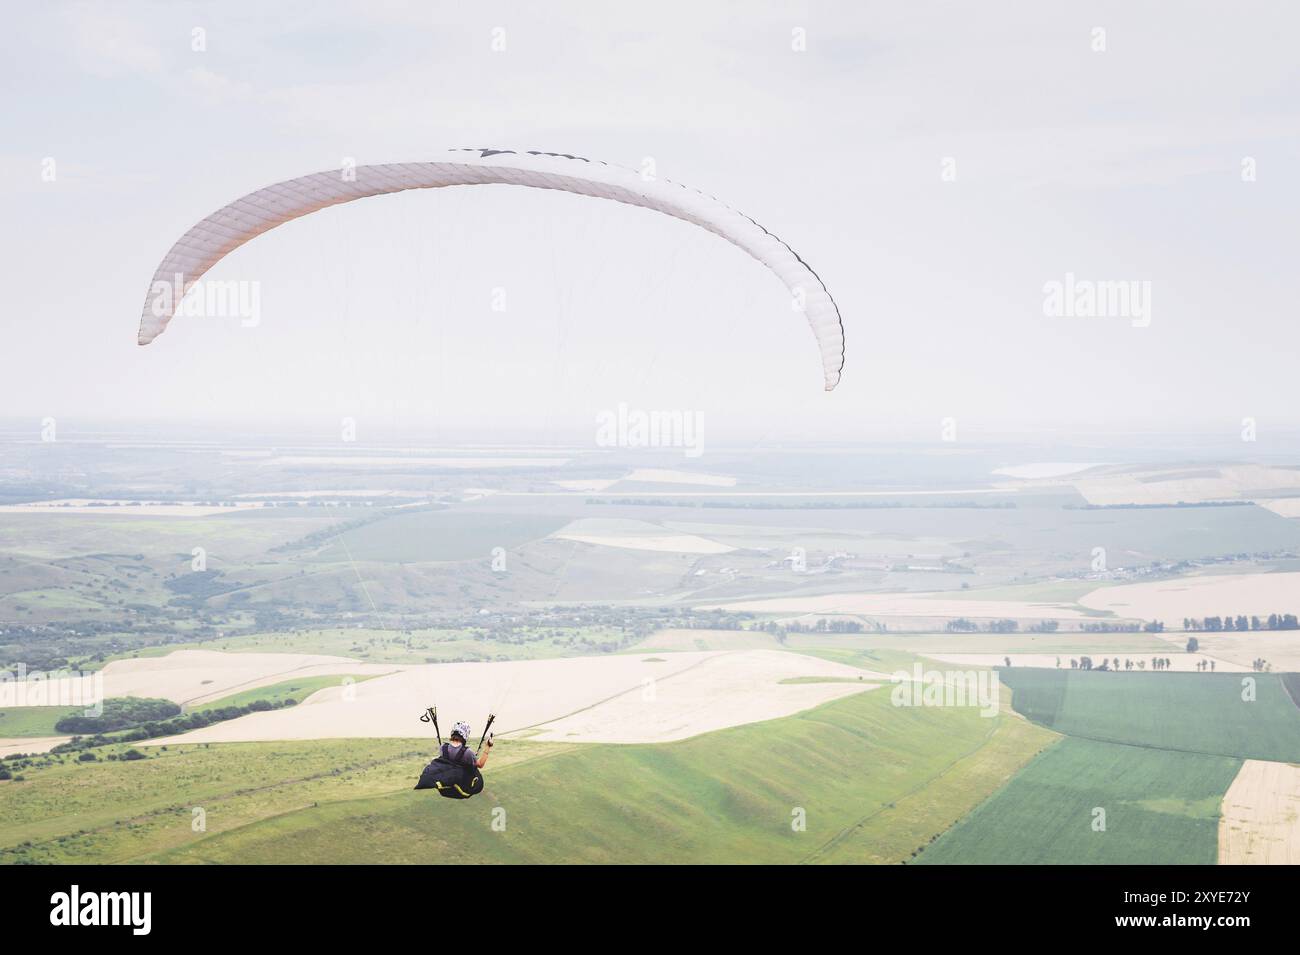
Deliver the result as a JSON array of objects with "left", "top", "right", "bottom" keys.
[
  {"left": 443, "top": 719, "right": 493, "bottom": 770},
  {"left": 414, "top": 707, "right": 493, "bottom": 798}
]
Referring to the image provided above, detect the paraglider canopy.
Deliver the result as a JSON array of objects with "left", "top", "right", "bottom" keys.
[{"left": 137, "top": 148, "right": 845, "bottom": 391}]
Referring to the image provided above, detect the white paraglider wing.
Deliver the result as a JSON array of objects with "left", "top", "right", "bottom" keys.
[{"left": 138, "top": 148, "right": 845, "bottom": 390}]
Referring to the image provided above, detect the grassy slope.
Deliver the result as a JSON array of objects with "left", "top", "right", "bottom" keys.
[
  {"left": 0, "top": 707, "right": 80, "bottom": 738},
  {"left": 1002, "top": 668, "right": 1300, "bottom": 762},
  {"left": 0, "top": 738, "right": 492, "bottom": 863},
  {"left": 0, "top": 686, "right": 1051, "bottom": 864},
  {"left": 917, "top": 738, "right": 1240, "bottom": 864},
  {"left": 812, "top": 697, "right": 1057, "bottom": 864}
]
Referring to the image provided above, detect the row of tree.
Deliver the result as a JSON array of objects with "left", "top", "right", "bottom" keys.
[
  {"left": 1183, "top": 614, "right": 1299, "bottom": 631},
  {"left": 946, "top": 618, "right": 1021, "bottom": 633},
  {"left": 1069, "top": 656, "right": 1179, "bottom": 671},
  {"left": 774, "top": 619, "right": 865, "bottom": 634},
  {"left": 48, "top": 697, "right": 299, "bottom": 754}
]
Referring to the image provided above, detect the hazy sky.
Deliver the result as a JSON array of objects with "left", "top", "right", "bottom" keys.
[{"left": 3, "top": 1, "right": 1299, "bottom": 444}]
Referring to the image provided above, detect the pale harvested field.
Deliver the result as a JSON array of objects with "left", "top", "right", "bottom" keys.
[
  {"left": 263, "top": 456, "right": 570, "bottom": 468},
  {"left": 1072, "top": 464, "right": 1300, "bottom": 505},
  {"left": 553, "top": 518, "right": 733, "bottom": 554},
  {"left": 0, "top": 650, "right": 396, "bottom": 708},
  {"left": 0, "top": 736, "right": 68, "bottom": 758},
  {"left": 1255, "top": 498, "right": 1300, "bottom": 518},
  {"left": 709, "top": 592, "right": 1095, "bottom": 620},
  {"left": 551, "top": 479, "right": 619, "bottom": 492},
  {"left": 525, "top": 650, "right": 880, "bottom": 743},
  {"left": 1152, "top": 629, "right": 1300, "bottom": 672},
  {"left": 635, "top": 628, "right": 787, "bottom": 651},
  {"left": 141, "top": 650, "right": 876, "bottom": 746},
  {"left": 233, "top": 489, "right": 426, "bottom": 499},
  {"left": 1218, "top": 760, "right": 1300, "bottom": 864},
  {"left": 557, "top": 532, "right": 732, "bottom": 554},
  {"left": 993, "top": 462, "right": 1103, "bottom": 479},
  {"left": 623, "top": 468, "right": 737, "bottom": 487},
  {"left": 1080, "top": 572, "right": 1300, "bottom": 620},
  {"left": 492, "top": 488, "right": 1014, "bottom": 498},
  {"left": 921, "top": 651, "right": 1248, "bottom": 673}
]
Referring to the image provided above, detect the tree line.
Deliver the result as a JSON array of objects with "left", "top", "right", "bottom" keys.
[{"left": 1183, "top": 613, "right": 1298, "bottom": 631}]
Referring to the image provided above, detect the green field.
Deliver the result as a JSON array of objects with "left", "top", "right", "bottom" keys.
[
  {"left": 0, "top": 510, "right": 329, "bottom": 563},
  {"left": 0, "top": 684, "right": 1052, "bottom": 864},
  {"left": 1002, "top": 668, "right": 1300, "bottom": 762},
  {"left": 916, "top": 737, "right": 1240, "bottom": 864},
  {"left": 913, "top": 666, "right": 1300, "bottom": 863},
  {"left": 1282, "top": 672, "right": 1300, "bottom": 708},
  {"left": 308, "top": 510, "right": 569, "bottom": 563},
  {"left": 0, "top": 589, "right": 106, "bottom": 611},
  {"left": 190, "top": 673, "right": 387, "bottom": 712},
  {"left": 0, "top": 707, "right": 80, "bottom": 738}
]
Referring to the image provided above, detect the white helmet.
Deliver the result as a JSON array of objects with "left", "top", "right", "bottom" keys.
[{"left": 451, "top": 721, "right": 472, "bottom": 741}]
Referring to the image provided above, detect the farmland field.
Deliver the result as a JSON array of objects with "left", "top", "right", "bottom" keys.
[
  {"left": 306, "top": 510, "right": 570, "bottom": 563},
  {"left": 1218, "top": 759, "right": 1300, "bottom": 864},
  {"left": 1000, "top": 669, "right": 1300, "bottom": 762},
  {"left": 1279, "top": 671, "right": 1300, "bottom": 708},
  {"left": 0, "top": 706, "right": 80, "bottom": 738},
  {"left": 916, "top": 737, "right": 1240, "bottom": 864},
  {"left": 1079, "top": 570, "right": 1300, "bottom": 620},
  {"left": 190, "top": 673, "right": 383, "bottom": 712},
  {"left": 914, "top": 664, "right": 1300, "bottom": 864}
]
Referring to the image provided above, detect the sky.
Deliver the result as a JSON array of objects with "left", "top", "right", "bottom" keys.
[{"left": 2, "top": 1, "right": 1299, "bottom": 446}]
